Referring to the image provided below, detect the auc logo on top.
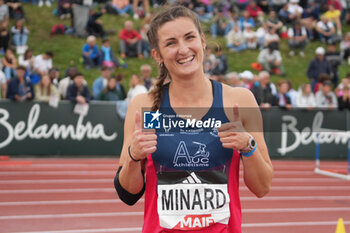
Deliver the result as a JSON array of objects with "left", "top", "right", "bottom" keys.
[{"left": 143, "top": 110, "right": 162, "bottom": 129}]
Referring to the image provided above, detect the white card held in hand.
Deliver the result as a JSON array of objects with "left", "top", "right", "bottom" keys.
[
  {"left": 74, "top": 103, "right": 89, "bottom": 116},
  {"left": 49, "top": 95, "right": 59, "bottom": 108}
]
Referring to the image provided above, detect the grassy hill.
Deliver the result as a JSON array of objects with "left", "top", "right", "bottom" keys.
[{"left": 22, "top": 3, "right": 350, "bottom": 90}]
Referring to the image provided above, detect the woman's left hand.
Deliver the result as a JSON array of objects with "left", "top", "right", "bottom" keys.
[{"left": 218, "top": 104, "right": 250, "bottom": 151}]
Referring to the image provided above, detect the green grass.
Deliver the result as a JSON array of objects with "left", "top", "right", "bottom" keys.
[{"left": 22, "top": 3, "right": 350, "bottom": 90}]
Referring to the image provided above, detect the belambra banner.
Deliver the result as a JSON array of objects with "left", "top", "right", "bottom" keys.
[
  {"left": 0, "top": 101, "right": 349, "bottom": 158},
  {"left": 0, "top": 101, "right": 124, "bottom": 155}
]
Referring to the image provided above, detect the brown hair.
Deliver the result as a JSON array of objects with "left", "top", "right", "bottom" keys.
[
  {"left": 39, "top": 74, "right": 51, "bottom": 96},
  {"left": 147, "top": 5, "right": 203, "bottom": 111}
]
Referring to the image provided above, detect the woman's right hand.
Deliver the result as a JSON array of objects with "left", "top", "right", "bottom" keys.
[{"left": 129, "top": 111, "right": 157, "bottom": 161}]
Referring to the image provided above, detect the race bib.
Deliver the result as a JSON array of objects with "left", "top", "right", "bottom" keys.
[{"left": 157, "top": 171, "right": 230, "bottom": 230}]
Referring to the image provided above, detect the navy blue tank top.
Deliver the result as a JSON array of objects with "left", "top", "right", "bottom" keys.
[{"left": 152, "top": 79, "right": 233, "bottom": 170}]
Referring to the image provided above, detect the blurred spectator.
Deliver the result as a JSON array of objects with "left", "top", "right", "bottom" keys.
[
  {"left": 288, "top": 21, "right": 308, "bottom": 57},
  {"left": 307, "top": 47, "right": 332, "bottom": 90},
  {"left": 286, "top": 79, "right": 298, "bottom": 106},
  {"left": 33, "top": 51, "right": 53, "bottom": 77},
  {"left": 211, "top": 46, "right": 228, "bottom": 75},
  {"left": 246, "top": 1, "right": 264, "bottom": 24},
  {"left": 0, "top": 69, "right": 6, "bottom": 99},
  {"left": 239, "top": 70, "right": 254, "bottom": 89},
  {"left": 48, "top": 67, "right": 60, "bottom": 87},
  {"left": 257, "top": 44, "right": 285, "bottom": 76},
  {"left": 276, "top": 79, "right": 292, "bottom": 109},
  {"left": 211, "top": 7, "right": 231, "bottom": 39},
  {"left": 324, "top": 5, "right": 342, "bottom": 36},
  {"left": 266, "top": 10, "right": 283, "bottom": 33},
  {"left": 140, "top": 17, "right": 151, "bottom": 58},
  {"left": 92, "top": 66, "right": 112, "bottom": 98},
  {"left": 132, "top": 0, "right": 150, "bottom": 19},
  {"left": 251, "top": 70, "right": 277, "bottom": 108},
  {"left": 57, "top": 0, "right": 72, "bottom": 20},
  {"left": 11, "top": 19, "right": 28, "bottom": 55},
  {"left": 38, "top": 0, "right": 51, "bottom": 7},
  {"left": 287, "top": 0, "right": 303, "bottom": 22},
  {"left": 191, "top": 0, "right": 212, "bottom": 22},
  {"left": 337, "top": 85, "right": 350, "bottom": 110},
  {"left": 66, "top": 73, "right": 91, "bottom": 104},
  {"left": 225, "top": 72, "right": 241, "bottom": 87},
  {"left": 108, "top": 0, "right": 132, "bottom": 16},
  {"left": 238, "top": 10, "right": 255, "bottom": 30},
  {"left": 264, "top": 27, "right": 280, "bottom": 50},
  {"left": 226, "top": 24, "right": 246, "bottom": 52},
  {"left": 327, "top": 0, "right": 342, "bottom": 11},
  {"left": 119, "top": 20, "right": 142, "bottom": 59},
  {"left": 127, "top": 74, "right": 147, "bottom": 100},
  {"left": 301, "top": 1, "right": 320, "bottom": 39},
  {"left": 2, "top": 48, "right": 17, "bottom": 80},
  {"left": 335, "top": 74, "right": 350, "bottom": 94},
  {"left": 18, "top": 48, "right": 34, "bottom": 76},
  {"left": 316, "top": 15, "right": 336, "bottom": 44},
  {"left": 315, "top": 80, "right": 338, "bottom": 109},
  {"left": 256, "top": 22, "right": 268, "bottom": 49},
  {"left": 140, "top": 64, "right": 153, "bottom": 90},
  {"left": 270, "top": 0, "right": 287, "bottom": 12},
  {"left": 203, "top": 46, "right": 216, "bottom": 74},
  {"left": 340, "top": 32, "right": 350, "bottom": 64},
  {"left": 325, "top": 43, "right": 342, "bottom": 87},
  {"left": 279, "top": 3, "right": 293, "bottom": 25},
  {"left": 100, "top": 38, "right": 122, "bottom": 69},
  {"left": 82, "top": 35, "right": 100, "bottom": 70},
  {"left": 314, "top": 73, "right": 332, "bottom": 94},
  {"left": 243, "top": 23, "right": 257, "bottom": 49},
  {"left": 115, "top": 73, "right": 126, "bottom": 100},
  {"left": 6, "top": 65, "right": 34, "bottom": 101},
  {"left": 58, "top": 66, "right": 83, "bottom": 99},
  {"left": 35, "top": 74, "right": 60, "bottom": 102},
  {"left": 97, "top": 76, "right": 125, "bottom": 101},
  {"left": 0, "top": 0, "right": 9, "bottom": 53},
  {"left": 86, "top": 8, "right": 106, "bottom": 38},
  {"left": 6, "top": 0, "right": 25, "bottom": 19},
  {"left": 236, "top": 0, "right": 251, "bottom": 11},
  {"left": 296, "top": 83, "right": 316, "bottom": 108}
]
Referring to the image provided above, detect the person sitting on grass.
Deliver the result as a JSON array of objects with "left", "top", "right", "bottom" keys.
[
  {"left": 119, "top": 20, "right": 142, "bottom": 59},
  {"left": 82, "top": 35, "right": 100, "bottom": 70},
  {"left": 287, "top": 20, "right": 308, "bottom": 57},
  {"left": 257, "top": 43, "right": 285, "bottom": 76},
  {"left": 6, "top": 65, "right": 34, "bottom": 101}
]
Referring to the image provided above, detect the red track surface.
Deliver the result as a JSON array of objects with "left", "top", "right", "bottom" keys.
[{"left": 0, "top": 159, "right": 349, "bottom": 233}]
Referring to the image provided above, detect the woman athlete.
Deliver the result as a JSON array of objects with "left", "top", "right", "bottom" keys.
[{"left": 114, "top": 5, "right": 273, "bottom": 233}]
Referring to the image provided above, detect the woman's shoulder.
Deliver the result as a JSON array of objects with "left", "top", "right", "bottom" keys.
[
  {"left": 129, "top": 93, "right": 153, "bottom": 109},
  {"left": 221, "top": 83, "right": 257, "bottom": 108}
]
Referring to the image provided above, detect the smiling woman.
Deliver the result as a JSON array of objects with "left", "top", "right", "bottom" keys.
[{"left": 114, "top": 5, "right": 273, "bottom": 233}]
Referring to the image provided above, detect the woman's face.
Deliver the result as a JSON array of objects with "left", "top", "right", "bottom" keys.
[
  {"left": 41, "top": 75, "right": 51, "bottom": 87},
  {"left": 108, "top": 78, "right": 116, "bottom": 89},
  {"left": 130, "top": 75, "right": 139, "bottom": 87},
  {"left": 153, "top": 17, "right": 206, "bottom": 80}
]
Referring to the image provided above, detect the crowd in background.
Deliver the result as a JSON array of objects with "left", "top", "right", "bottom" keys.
[{"left": 0, "top": 0, "right": 349, "bottom": 111}]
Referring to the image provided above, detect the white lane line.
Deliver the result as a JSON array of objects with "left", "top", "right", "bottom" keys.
[
  {"left": 0, "top": 179, "right": 111, "bottom": 184},
  {"left": 1, "top": 207, "right": 350, "bottom": 220},
  {"left": 16, "top": 227, "right": 142, "bottom": 233},
  {"left": 11, "top": 221, "right": 350, "bottom": 233},
  {"left": 0, "top": 177, "right": 343, "bottom": 184},
  {"left": 1, "top": 186, "right": 350, "bottom": 194},
  {"left": 1, "top": 196, "right": 350, "bottom": 206},
  {"left": 242, "top": 221, "right": 350, "bottom": 227}
]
